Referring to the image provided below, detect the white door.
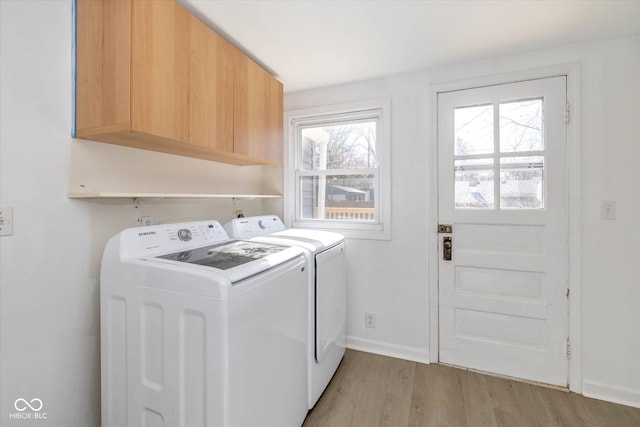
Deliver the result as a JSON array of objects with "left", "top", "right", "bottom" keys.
[{"left": 437, "top": 77, "right": 569, "bottom": 386}]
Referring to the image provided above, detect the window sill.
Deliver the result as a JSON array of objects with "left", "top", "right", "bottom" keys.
[{"left": 291, "top": 220, "right": 391, "bottom": 241}]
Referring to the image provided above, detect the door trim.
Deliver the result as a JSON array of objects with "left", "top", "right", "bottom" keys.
[{"left": 428, "top": 63, "right": 582, "bottom": 393}]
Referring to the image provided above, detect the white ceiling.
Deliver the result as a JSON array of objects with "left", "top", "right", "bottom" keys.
[{"left": 180, "top": 0, "right": 640, "bottom": 93}]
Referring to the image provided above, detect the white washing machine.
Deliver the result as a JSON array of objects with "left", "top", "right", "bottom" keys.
[
  {"left": 224, "top": 215, "right": 346, "bottom": 409},
  {"left": 100, "top": 220, "right": 308, "bottom": 427}
]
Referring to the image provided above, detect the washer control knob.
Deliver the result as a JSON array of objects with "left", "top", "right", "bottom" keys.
[
  {"left": 177, "top": 228, "right": 192, "bottom": 242},
  {"left": 258, "top": 220, "right": 267, "bottom": 229}
]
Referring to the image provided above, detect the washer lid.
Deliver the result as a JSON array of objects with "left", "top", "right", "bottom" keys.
[
  {"left": 152, "top": 239, "right": 302, "bottom": 284},
  {"left": 158, "top": 240, "right": 288, "bottom": 270}
]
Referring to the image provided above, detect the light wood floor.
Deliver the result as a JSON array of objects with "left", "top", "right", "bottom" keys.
[{"left": 303, "top": 349, "right": 640, "bottom": 427}]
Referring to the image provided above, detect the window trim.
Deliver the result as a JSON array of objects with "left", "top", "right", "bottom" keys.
[{"left": 284, "top": 98, "right": 391, "bottom": 240}]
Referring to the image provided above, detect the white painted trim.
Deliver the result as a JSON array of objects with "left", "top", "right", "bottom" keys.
[
  {"left": 565, "top": 63, "right": 582, "bottom": 394},
  {"left": 583, "top": 381, "right": 640, "bottom": 409},
  {"left": 346, "top": 336, "right": 430, "bottom": 364},
  {"left": 429, "top": 63, "right": 578, "bottom": 95},
  {"left": 428, "top": 88, "right": 440, "bottom": 363},
  {"left": 427, "top": 63, "right": 582, "bottom": 389},
  {"left": 283, "top": 108, "right": 296, "bottom": 227}
]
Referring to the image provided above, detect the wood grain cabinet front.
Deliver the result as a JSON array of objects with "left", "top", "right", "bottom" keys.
[
  {"left": 234, "top": 52, "right": 284, "bottom": 164},
  {"left": 75, "top": 0, "right": 282, "bottom": 166}
]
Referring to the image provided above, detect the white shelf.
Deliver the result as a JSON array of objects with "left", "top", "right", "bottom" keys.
[{"left": 68, "top": 192, "right": 282, "bottom": 200}]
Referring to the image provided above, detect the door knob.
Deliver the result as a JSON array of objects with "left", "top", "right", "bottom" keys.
[{"left": 443, "top": 237, "right": 452, "bottom": 261}]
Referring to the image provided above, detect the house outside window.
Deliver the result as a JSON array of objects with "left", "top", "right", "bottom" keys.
[{"left": 285, "top": 99, "right": 391, "bottom": 240}]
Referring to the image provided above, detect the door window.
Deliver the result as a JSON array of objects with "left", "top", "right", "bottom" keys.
[{"left": 454, "top": 98, "right": 545, "bottom": 210}]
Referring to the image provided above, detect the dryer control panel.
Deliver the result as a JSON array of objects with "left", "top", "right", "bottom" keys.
[
  {"left": 120, "top": 220, "right": 230, "bottom": 259},
  {"left": 224, "top": 215, "right": 286, "bottom": 238}
]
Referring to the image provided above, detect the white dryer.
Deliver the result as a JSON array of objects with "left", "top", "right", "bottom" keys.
[
  {"left": 224, "top": 215, "right": 346, "bottom": 409},
  {"left": 100, "top": 220, "right": 308, "bottom": 427}
]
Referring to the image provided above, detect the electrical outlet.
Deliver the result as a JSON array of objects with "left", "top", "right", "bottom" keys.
[
  {"left": 141, "top": 216, "right": 154, "bottom": 226},
  {"left": 365, "top": 312, "right": 376, "bottom": 328},
  {"left": 601, "top": 201, "right": 616, "bottom": 220},
  {"left": 0, "top": 206, "right": 13, "bottom": 236}
]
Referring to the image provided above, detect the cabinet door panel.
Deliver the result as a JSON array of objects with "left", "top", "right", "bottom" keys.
[
  {"left": 234, "top": 54, "right": 283, "bottom": 163},
  {"left": 265, "top": 73, "right": 284, "bottom": 162},
  {"left": 76, "top": 0, "right": 131, "bottom": 131},
  {"left": 131, "top": 0, "right": 190, "bottom": 143},
  {"left": 189, "top": 17, "right": 234, "bottom": 152}
]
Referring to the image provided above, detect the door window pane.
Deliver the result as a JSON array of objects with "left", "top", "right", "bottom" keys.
[
  {"left": 454, "top": 100, "right": 546, "bottom": 210},
  {"left": 301, "top": 121, "right": 377, "bottom": 171},
  {"left": 455, "top": 159, "right": 494, "bottom": 209},
  {"left": 300, "top": 175, "right": 375, "bottom": 221},
  {"left": 454, "top": 105, "right": 494, "bottom": 155},
  {"left": 499, "top": 99, "right": 543, "bottom": 152},
  {"left": 500, "top": 156, "right": 544, "bottom": 209}
]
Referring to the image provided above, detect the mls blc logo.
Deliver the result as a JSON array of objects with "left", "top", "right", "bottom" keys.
[
  {"left": 9, "top": 398, "right": 47, "bottom": 420},
  {"left": 14, "top": 399, "right": 42, "bottom": 412}
]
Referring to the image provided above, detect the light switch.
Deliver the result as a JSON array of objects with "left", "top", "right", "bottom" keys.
[
  {"left": 600, "top": 201, "right": 616, "bottom": 220},
  {"left": 0, "top": 206, "right": 13, "bottom": 236}
]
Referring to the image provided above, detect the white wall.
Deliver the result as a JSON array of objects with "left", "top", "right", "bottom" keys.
[
  {"left": 285, "top": 35, "right": 640, "bottom": 406},
  {"left": 1, "top": 1, "right": 638, "bottom": 424},
  {"left": 285, "top": 74, "right": 433, "bottom": 362},
  {"left": 0, "top": 2, "right": 277, "bottom": 426}
]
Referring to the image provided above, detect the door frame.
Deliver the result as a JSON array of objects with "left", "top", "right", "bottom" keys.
[{"left": 428, "top": 63, "right": 582, "bottom": 393}]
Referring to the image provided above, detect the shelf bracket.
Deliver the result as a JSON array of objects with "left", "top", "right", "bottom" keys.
[{"left": 133, "top": 197, "right": 142, "bottom": 224}]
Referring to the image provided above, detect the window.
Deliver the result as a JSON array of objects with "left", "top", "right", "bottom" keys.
[
  {"left": 454, "top": 98, "right": 545, "bottom": 209},
  {"left": 286, "top": 99, "right": 391, "bottom": 240}
]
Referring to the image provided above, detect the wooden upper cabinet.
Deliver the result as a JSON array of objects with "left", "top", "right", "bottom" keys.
[
  {"left": 188, "top": 16, "right": 234, "bottom": 153},
  {"left": 234, "top": 52, "right": 284, "bottom": 163},
  {"left": 75, "top": 0, "right": 282, "bottom": 166},
  {"left": 130, "top": 0, "right": 191, "bottom": 144},
  {"left": 75, "top": 0, "right": 131, "bottom": 131}
]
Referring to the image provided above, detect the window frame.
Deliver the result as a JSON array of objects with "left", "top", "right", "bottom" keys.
[{"left": 284, "top": 99, "right": 391, "bottom": 240}]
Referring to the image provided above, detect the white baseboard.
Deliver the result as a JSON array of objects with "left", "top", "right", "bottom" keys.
[
  {"left": 582, "top": 380, "right": 640, "bottom": 409},
  {"left": 346, "top": 336, "right": 430, "bottom": 364}
]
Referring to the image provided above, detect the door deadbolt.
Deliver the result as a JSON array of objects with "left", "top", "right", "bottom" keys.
[
  {"left": 443, "top": 237, "right": 452, "bottom": 261},
  {"left": 438, "top": 224, "right": 453, "bottom": 233}
]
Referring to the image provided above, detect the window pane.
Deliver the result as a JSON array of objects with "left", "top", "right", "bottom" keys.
[
  {"left": 301, "top": 121, "right": 377, "bottom": 170},
  {"left": 500, "top": 99, "right": 543, "bottom": 152},
  {"left": 500, "top": 156, "right": 544, "bottom": 209},
  {"left": 454, "top": 104, "right": 494, "bottom": 156},
  {"left": 300, "top": 175, "right": 375, "bottom": 221},
  {"left": 455, "top": 159, "right": 494, "bottom": 209}
]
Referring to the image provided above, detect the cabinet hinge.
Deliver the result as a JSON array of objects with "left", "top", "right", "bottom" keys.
[
  {"left": 566, "top": 338, "right": 572, "bottom": 360},
  {"left": 564, "top": 103, "right": 571, "bottom": 124}
]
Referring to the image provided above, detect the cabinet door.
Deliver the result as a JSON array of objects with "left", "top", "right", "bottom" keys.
[
  {"left": 234, "top": 54, "right": 283, "bottom": 163},
  {"left": 131, "top": 0, "right": 190, "bottom": 143},
  {"left": 189, "top": 16, "right": 234, "bottom": 152},
  {"left": 264, "top": 72, "right": 284, "bottom": 162},
  {"left": 75, "top": 0, "right": 131, "bottom": 133}
]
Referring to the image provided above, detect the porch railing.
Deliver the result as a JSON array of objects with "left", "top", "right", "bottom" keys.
[{"left": 323, "top": 207, "right": 375, "bottom": 221}]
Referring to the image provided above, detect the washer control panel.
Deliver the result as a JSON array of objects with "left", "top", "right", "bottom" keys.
[
  {"left": 177, "top": 228, "right": 193, "bottom": 241},
  {"left": 120, "top": 220, "right": 230, "bottom": 259}
]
